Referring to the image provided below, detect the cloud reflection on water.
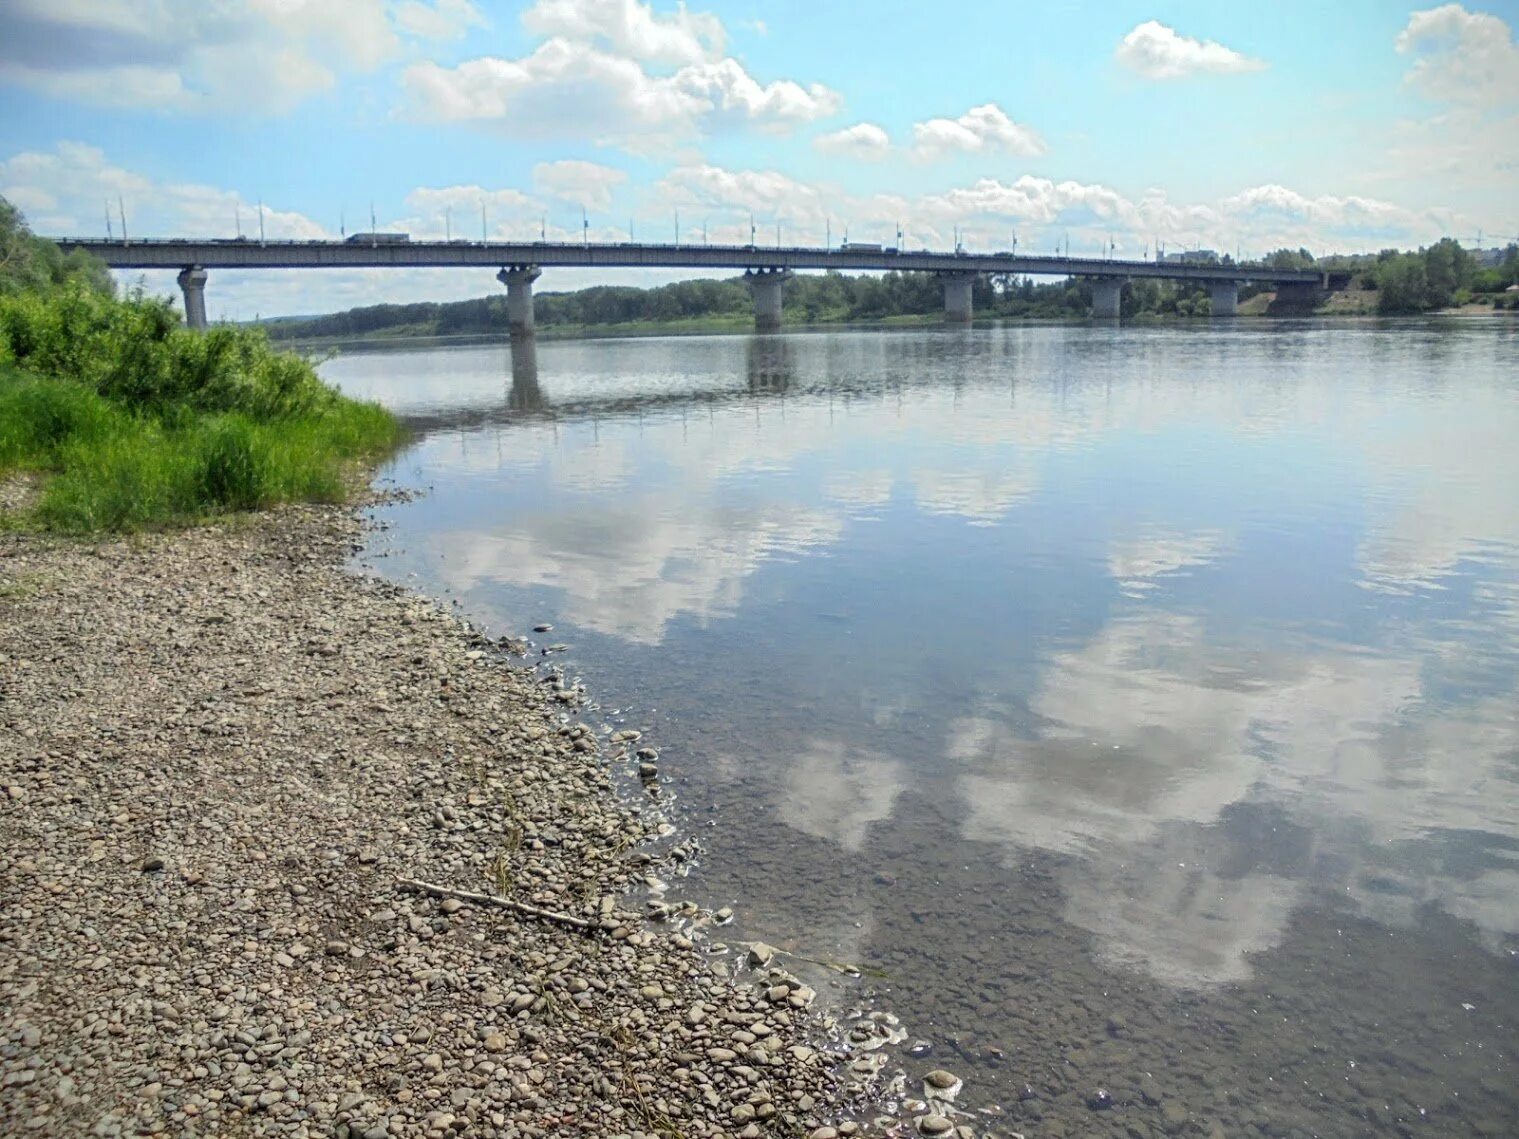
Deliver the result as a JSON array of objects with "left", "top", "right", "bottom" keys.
[
  {"left": 949, "top": 604, "right": 1519, "bottom": 984},
  {"left": 345, "top": 325, "right": 1519, "bottom": 992},
  {"left": 428, "top": 500, "right": 842, "bottom": 644}
]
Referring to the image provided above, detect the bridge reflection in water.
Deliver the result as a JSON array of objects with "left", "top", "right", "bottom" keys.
[
  {"left": 507, "top": 338, "right": 544, "bottom": 413},
  {"left": 497, "top": 333, "right": 800, "bottom": 425}
]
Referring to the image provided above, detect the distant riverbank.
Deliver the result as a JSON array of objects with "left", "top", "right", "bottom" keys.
[{"left": 268, "top": 303, "right": 1514, "bottom": 355}]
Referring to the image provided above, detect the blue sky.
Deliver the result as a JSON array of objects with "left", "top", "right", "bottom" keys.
[{"left": 1, "top": 0, "right": 1516, "bottom": 317}]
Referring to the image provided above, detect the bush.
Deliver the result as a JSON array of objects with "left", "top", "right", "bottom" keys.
[
  {"left": 1, "top": 368, "right": 399, "bottom": 531},
  {"left": 0, "top": 195, "right": 401, "bottom": 532}
]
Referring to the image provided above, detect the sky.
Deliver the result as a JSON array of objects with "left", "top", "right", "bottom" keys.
[{"left": 1, "top": 0, "right": 1516, "bottom": 318}]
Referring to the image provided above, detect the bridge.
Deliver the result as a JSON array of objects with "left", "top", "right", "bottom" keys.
[{"left": 54, "top": 237, "right": 1334, "bottom": 334}]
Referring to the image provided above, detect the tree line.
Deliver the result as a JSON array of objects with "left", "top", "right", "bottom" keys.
[{"left": 262, "top": 240, "right": 1519, "bottom": 339}]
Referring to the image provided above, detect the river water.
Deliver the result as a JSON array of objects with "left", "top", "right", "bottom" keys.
[{"left": 325, "top": 321, "right": 1519, "bottom": 1138}]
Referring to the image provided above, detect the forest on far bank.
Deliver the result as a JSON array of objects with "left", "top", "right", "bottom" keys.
[{"left": 261, "top": 240, "right": 1519, "bottom": 341}]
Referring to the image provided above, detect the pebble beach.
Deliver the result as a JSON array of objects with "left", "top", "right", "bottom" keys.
[{"left": 0, "top": 501, "right": 965, "bottom": 1138}]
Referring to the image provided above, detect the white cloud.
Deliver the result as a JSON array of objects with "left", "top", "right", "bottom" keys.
[
  {"left": 0, "top": 0, "right": 422, "bottom": 113},
  {"left": 813, "top": 122, "right": 891, "bottom": 161},
  {"left": 674, "top": 57, "right": 841, "bottom": 132},
  {"left": 1368, "top": 8, "right": 1519, "bottom": 222},
  {"left": 0, "top": 141, "right": 325, "bottom": 241},
  {"left": 910, "top": 103, "right": 1047, "bottom": 161},
  {"left": 533, "top": 159, "right": 629, "bottom": 211},
  {"left": 395, "top": 183, "right": 543, "bottom": 241},
  {"left": 1396, "top": 4, "right": 1519, "bottom": 107},
  {"left": 1115, "top": 20, "right": 1266, "bottom": 81},
  {"left": 523, "top": 0, "right": 725, "bottom": 65},
  {"left": 656, "top": 164, "right": 828, "bottom": 228},
  {"left": 406, "top": 1, "right": 837, "bottom": 148},
  {"left": 404, "top": 37, "right": 838, "bottom": 146},
  {"left": 394, "top": 0, "right": 487, "bottom": 41}
]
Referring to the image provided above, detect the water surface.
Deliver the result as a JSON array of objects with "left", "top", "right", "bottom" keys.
[{"left": 327, "top": 321, "right": 1519, "bottom": 1137}]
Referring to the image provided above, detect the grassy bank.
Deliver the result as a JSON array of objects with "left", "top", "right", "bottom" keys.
[{"left": 0, "top": 283, "right": 401, "bottom": 532}]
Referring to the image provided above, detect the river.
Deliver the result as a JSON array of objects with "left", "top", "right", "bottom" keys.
[{"left": 325, "top": 319, "right": 1519, "bottom": 1138}]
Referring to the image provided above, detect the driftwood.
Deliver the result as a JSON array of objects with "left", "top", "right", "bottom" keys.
[{"left": 397, "top": 877, "right": 597, "bottom": 931}]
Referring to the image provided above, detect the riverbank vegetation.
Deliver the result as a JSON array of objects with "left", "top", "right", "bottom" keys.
[
  {"left": 263, "top": 239, "right": 1518, "bottom": 342},
  {"left": 264, "top": 271, "right": 1250, "bottom": 342},
  {"left": 0, "top": 199, "right": 400, "bottom": 532}
]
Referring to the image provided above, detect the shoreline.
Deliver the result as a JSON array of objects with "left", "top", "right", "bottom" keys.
[
  {"left": 0, "top": 499, "right": 955, "bottom": 1138},
  {"left": 267, "top": 305, "right": 1516, "bottom": 353}
]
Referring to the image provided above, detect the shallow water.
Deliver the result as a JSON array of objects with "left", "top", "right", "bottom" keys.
[{"left": 327, "top": 321, "right": 1519, "bottom": 1138}]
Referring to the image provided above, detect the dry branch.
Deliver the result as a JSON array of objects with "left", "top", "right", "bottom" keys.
[{"left": 397, "top": 877, "right": 597, "bottom": 931}]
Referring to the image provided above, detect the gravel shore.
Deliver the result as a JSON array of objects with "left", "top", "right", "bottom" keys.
[{"left": 0, "top": 503, "right": 932, "bottom": 1138}]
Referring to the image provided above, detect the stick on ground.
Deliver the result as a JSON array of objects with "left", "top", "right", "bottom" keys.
[{"left": 397, "top": 877, "right": 598, "bottom": 931}]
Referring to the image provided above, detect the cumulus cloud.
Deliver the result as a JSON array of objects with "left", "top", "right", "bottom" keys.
[
  {"left": 656, "top": 164, "right": 828, "bottom": 228},
  {"left": 813, "top": 122, "right": 892, "bottom": 161},
  {"left": 0, "top": 141, "right": 324, "bottom": 240},
  {"left": 1372, "top": 8, "right": 1518, "bottom": 218},
  {"left": 0, "top": 0, "right": 476, "bottom": 112},
  {"left": 533, "top": 159, "right": 629, "bottom": 211},
  {"left": 523, "top": 0, "right": 724, "bottom": 65},
  {"left": 405, "top": 1, "right": 838, "bottom": 147},
  {"left": 1396, "top": 4, "right": 1519, "bottom": 107},
  {"left": 910, "top": 103, "right": 1047, "bottom": 160},
  {"left": 1115, "top": 20, "right": 1266, "bottom": 80},
  {"left": 396, "top": 183, "right": 543, "bottom": 240},
  {"left": 394, "top": 0, "right": 487, "bottom": 41},
  {"left": 404, "top": 39, "right": 838, "bottom": 145}
]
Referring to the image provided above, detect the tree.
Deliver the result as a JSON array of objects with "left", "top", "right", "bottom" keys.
[
  {"left": 0, "top": 196, "right": 113, "bottom": 297},
  {"left": 1375, "top": 254, "right": 1430, "bottom": 314}
]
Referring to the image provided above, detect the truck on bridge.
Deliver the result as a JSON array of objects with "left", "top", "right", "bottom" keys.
[{"left": 345, "top": 232, "right": 410, "bottom": 245}]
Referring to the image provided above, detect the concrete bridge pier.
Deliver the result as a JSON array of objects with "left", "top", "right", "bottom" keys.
[
  {"left": 177, "top": 266, "right": 208, "bottom": 331},
  {"left": 940, "top": 271, "right": 976, "bottom": 324},
  {"left": 1090, "top": 277, "right": 1123, "bottom": 320},
  {"left": 745, "top": 268, "right": 793, "bottom": 332},
  {"left": 497, "top": 265, "right": 542, "bottom": 339},
  {"left": 1208, "top": 281, "right": 1239, "bottom": 317}
]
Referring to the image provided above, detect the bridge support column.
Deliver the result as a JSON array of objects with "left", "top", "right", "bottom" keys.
[
  {"left": 177, "top": 266, "right": 208, "bottom": 331},
  {"left": 1090, "top": 277, "right": 1123, "bottom": 320},
  {"left": 1266, "top": 280, "right": 1322, "bottom": 315},
  {"left": 940, "top": 271, "right": 976, "bottom": 325},
  {"left": 497, "top": 265, "right": 541, "bottom": 339},
  {"left": 745, "top": 268, "right": 792, "bottom": 332},
  {"left": 1208, "top": 281, "right": 1239, "bottom": 318}
]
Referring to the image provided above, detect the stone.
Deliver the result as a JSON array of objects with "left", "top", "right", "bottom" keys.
[
  {"left": 924, "top": 1070, "right": 959, "bottom": 1090},
  {"left": 1086, "top": 1089, "right": 1114, "bottom": 1111},
  {"left": 915, "top": 1115, "right": 954, "bottom": 1136}
]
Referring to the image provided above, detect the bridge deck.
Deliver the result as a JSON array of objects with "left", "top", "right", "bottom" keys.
[{"left": 54, "top": 238, "right": 1326, "bottom": 286}]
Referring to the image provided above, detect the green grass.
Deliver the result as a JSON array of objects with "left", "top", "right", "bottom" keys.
[{"left": 0, "top": 284, "right": 403, "bottom": 533}]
